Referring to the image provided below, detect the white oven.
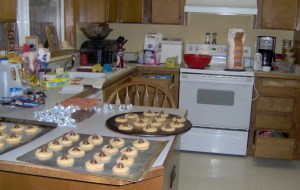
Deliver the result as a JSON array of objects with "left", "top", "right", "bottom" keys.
[{"left": 179, "top": 44, "right": 254, "bottom": 155}]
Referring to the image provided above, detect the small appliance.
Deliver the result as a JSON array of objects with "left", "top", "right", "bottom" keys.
[
  {"left": 257, "top": 36, "right": 276, "bottom": 67},
  {"left": 80, "top": 40, "right": 117, "bottom": 66}
]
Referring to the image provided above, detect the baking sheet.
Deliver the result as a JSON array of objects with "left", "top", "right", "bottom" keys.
[
  {"left": 106, "top": 111, "right": 192, "bottom": 136},
  {"left": 0, "top": 117, "right": 57, "bottom": 155},
  {"left": 17, "top": 133, "right": 168, "bottom": 182}
]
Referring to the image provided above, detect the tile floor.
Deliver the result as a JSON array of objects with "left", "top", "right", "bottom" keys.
[{"left": 178, "top": 151, "right": 300, "bottom": 190}]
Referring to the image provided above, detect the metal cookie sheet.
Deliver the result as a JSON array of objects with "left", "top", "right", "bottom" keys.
[
  {"left": 0, "top": 117, "right": 57, "bottom": 155},
  {"left": 17, "top": 133, "right": 168, "bottom": 182}
]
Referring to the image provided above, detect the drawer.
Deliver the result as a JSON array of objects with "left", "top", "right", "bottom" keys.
[
  {"left": 257, "top": 78, "right": 298, "bottom": 96},
  {"left": 255, "top": 114, "right": 293, "bottom": 130},
  {"left": 254, "top": 136, "right": 295, "bottom": 159},
  {"left": 256, "top": 97, "right": 294, "bottom": 113}
]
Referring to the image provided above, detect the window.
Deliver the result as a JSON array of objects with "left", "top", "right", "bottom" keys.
[{"left": 17, "top": 0, "right": 64, "bottom": 47}]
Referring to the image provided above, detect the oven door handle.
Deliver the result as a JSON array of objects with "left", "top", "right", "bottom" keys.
[{"left": 180, "top": 74, "right": 254, "bottom": 85}]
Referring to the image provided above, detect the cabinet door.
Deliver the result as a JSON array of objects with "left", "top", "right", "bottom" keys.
[
  {"left": 0, "top": 0, "right": 16, "bottom": 21},
  {"left": 255, "top": 0, "right": 300, "bottom": 30},
  {"left": 86, "top": 0, "right": 106, "bottom": 23},
  {"left": 77, "top": 0, "right": 106, "bottom": 23},
  {"left": 107, "top": 0, "right": 143, "bottom": 23},
  {"left": 121, "top": 0, "right": 143, "bottom": 23},
  {"left": 106, "top": 0, "right": 118, "bottom": 22},
  {"left": 151, "top": 0, "right": 183, "bottom": 24}
]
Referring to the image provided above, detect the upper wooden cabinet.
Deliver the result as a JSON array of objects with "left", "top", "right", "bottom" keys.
[
  {"left": 254, "top": 0, "right": 300, "bottom": 30},
  {"left": 151, "top": 0, "right": 185, "bottom": 25},
  {"left": 106, "top": 0, "right": 144, "bottom": 23},
  {"left": 76, "top": 0, "right": 106, "bottom": 23},
  {"left": 0, "top": 0, "right": 16, "bottom": 21}
]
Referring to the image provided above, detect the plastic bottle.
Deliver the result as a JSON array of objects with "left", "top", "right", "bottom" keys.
[{"left": 0, "top": 58, "right": 23, "bottom": 97}]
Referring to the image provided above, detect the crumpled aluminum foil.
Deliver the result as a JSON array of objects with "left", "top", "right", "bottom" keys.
[{"left": 34, "top": 103, "right": 133, "bottom": 128}]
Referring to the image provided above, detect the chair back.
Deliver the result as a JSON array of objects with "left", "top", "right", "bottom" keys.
[{"left": 106, "top": 81, "right": 176, "bottom": 108}]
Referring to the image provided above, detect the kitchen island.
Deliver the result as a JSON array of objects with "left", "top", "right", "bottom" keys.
[{"left": 0, "top": 88, "right": 185, "bottom": 190}]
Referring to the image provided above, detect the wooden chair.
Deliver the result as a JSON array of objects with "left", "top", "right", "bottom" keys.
[{"left": 106, "top": 81, "right": 176, "bottom": 108}]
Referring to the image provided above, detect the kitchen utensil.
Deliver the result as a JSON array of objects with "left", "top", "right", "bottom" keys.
[
  {"left": 183, "top": 54, "right": 212, "bottom": 69},
  {"left": 80, "top": 26, "right": 113, "bottom": 40}
]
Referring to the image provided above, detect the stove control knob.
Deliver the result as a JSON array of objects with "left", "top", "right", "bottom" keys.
[{"left": 195, "top": 46, "right": 199, "bottom": 51}]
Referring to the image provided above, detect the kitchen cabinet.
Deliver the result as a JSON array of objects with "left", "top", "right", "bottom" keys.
[
  {"left": 254, "top": 0, "right": 300, "bottom": 30},
  {"left": 151, "top": 0, "right": 185, "bottom": 25},
  {"left": 76, "top": 0, "right": 106, "bottom": 23},
  {"left": 0, "top": 0, "right": 16, "bottom": 21},
  {"left": 107, "top": 0, "right": 145, "bottom": 23},
  {"left": 248, "top": 74, "right": 300, "bottom": 159}
]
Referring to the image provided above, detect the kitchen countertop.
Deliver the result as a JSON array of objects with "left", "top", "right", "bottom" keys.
[{"left": 0, "top": 87, "right": 187, "bottom": 186}]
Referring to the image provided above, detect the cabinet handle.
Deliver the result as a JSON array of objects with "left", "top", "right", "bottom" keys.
[{"left": 170, "top": 165, "right": 176, "bottom": 188}]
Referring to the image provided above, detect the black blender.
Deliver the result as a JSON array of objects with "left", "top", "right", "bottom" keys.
[{"left": 256, "top": 36, "right": 276, "bottom": 69}]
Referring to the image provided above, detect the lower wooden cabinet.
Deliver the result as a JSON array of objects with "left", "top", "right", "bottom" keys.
[
  {"left": 254, "top": 136, "right": 295, "bottom": 160},
  {"left": 248, "top": 75, "right": 300, "bottom": 160}
]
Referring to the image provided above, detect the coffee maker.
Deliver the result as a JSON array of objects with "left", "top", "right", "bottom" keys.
[
  {"left": 256, "top": 36, "right": 276, "bottom": 67},
  {"left": 80, "top": 40, "right": 117, "bottom": 66}
]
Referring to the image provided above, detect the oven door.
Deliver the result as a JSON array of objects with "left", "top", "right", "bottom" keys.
[{"left": 179, "top": 73, "right": 254, "bottom": 130}]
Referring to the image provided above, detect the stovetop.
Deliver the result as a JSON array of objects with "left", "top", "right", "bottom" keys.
[
  {"left": 180, "top": 64, "right": 255, "bottom": 77},
  {"left": 182, "top": 43, "right": 254, "bottom": 77}
]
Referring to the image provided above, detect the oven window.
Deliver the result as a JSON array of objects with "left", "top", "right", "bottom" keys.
[{"left": 197, "top": 89, "right": 234, "bottom": 106}]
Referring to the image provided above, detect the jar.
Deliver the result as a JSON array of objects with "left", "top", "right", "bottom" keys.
[{"left": 282, "top": 39, "right": 292, "bottom": 60}]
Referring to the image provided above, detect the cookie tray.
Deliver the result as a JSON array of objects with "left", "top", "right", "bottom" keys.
[
  {"left": 17, "top": 133, "right": 168, "bottom": 182},
  {"left": 106, "top": 111, "right": 192, "bottom": 136},
  {"left": 0, "top": 116, "right": 57, "bottom": 155}
]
